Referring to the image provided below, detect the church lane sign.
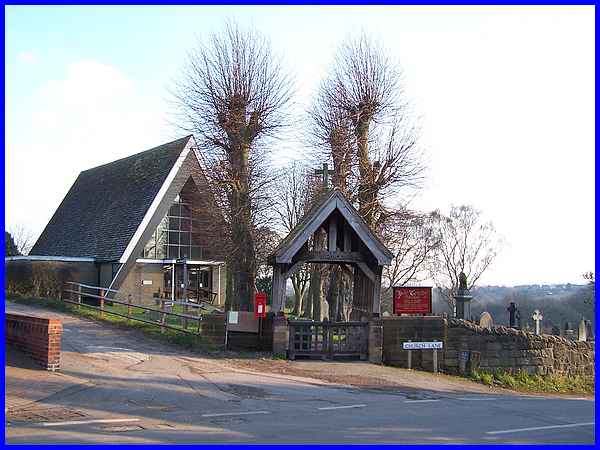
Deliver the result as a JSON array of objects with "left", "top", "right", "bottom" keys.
[{"left": 403, "top": 341, "right": 443, "bottom": 350}]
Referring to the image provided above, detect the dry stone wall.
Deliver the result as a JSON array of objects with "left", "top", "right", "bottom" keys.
[
  {"left": 445, "top": 319, "right": 594, "bottom": 377},
  {"left": 379, "top": 316, "right": 594, "bottom": 377}
]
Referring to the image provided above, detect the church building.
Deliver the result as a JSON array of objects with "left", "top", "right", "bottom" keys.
[{"left": 7, "top": 136, "right": 227, "bottom": 306}]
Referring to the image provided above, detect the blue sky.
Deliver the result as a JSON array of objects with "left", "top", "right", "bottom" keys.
[{"left": 5, "top": 6, "right": 595, "bottom": 285}]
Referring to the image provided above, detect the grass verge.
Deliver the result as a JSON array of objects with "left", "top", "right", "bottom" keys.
[
  {"left": 469, "top": 369, "right": 594, "bottom": 395},
  {"left": 7, "top": 295, "right": 222, "bottom": 352}
]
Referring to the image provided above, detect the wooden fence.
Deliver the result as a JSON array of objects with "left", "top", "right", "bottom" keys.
[{"left": 61, "top": 281, "right": 225, "bottom": 343}]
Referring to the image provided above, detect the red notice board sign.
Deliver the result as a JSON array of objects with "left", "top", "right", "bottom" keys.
[
  {"left": 255, "top": 292, "right": 267, "bottom": 318},
  {"left": 393, "top": 287, "right": 432, "bottom": 315}
]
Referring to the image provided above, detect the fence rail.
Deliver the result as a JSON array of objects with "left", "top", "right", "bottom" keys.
[{"left": 61, "top": 281, "right": 224, "bottom": 336}]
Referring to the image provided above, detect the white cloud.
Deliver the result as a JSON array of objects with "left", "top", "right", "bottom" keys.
[
  {"left": 17, "top": 51, "right": 37, "bottom": 64},
  {"left": 5, "top": 59, "right": 173, "bottom": 242}
]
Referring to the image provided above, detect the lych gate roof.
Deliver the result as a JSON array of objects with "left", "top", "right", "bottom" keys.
[
  {"left": 269, "top": 188, "right": 393, "bottom": 266},
  {"left": 30, "top": 136, "right": 193, "bottom": 261}
]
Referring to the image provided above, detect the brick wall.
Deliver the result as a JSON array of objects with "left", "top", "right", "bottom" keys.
[{"left": 6, "top": 313, "right": 63, "bottom": 371}]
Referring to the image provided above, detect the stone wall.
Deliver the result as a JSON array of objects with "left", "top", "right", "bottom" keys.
[
  {"left": 6, "top": 313, "right": 63, "bottom": 371},
  {"left": 199, "top": 314, "right": 226, "bottom": 347},
  {"left": 379, "top": 316, "right": 594, "bottom": 378},
  {"left": 382, "top": 316, "right": 446, "bottom": 371},
  {"left": 445, "top": 319, "right": 594, "bottom": 377}
]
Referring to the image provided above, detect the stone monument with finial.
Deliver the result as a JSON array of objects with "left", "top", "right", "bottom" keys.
[{"left": 454, "top": 272, "right": 473, "bottom": 320}]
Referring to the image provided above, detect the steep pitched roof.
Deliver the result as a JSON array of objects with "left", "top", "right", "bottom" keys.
[
  {"left": 31, "top": 136, "right": 193, "bottom": 261},
  {"left": 269, "top": 188, "right": 393, "bottom": 266}
]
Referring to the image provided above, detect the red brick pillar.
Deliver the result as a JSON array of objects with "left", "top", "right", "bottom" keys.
[
  {"left": 46, "top": 318, "right": 63, "bottom": 371},
  {"left": 6, "top": 314, "right": 63, "bottom": 371}
]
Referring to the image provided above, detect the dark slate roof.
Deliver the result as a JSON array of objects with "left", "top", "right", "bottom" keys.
[
  {"left": 30, "top": 136, "right": 192, "bottom": 261},
  {"left": 269, "top": 188, "right": 393, "bottom": 265}
]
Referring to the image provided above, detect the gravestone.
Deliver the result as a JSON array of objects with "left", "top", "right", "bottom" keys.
[
  {"left": 578, "top": 319, "right": 587, "bottom": 342},
  {"left": 507, "top": 302, "right": 517, "bottom": 328},
  {"left": 563, "top": 322, "right": 575, "bottom": 341},
  {"left": 479, "top": 312, "right": 493, "bottom": 330},
  {"left": 551, "top": 325, "right": 561, "bottom": 336},
  {"left": 516, "top": 309, "right": 522, "bottom": 329},
  {"left": 585, "top": 320, "right": 594, "bottom": 341}
]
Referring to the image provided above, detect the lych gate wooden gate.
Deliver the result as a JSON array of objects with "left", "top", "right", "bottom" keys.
[{"left": 288, "top": 319, "right": 368, "bottom": 360}]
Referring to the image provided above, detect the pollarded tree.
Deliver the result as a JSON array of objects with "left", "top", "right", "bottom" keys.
[
  {"left": 309, "top": 33, "right": 426, "bottom": 319},
  {"left": 321, "top": 33, "right": 424, "bottom": 229},
  {"left": 173, "top": 22, "right": 293, "bottom": 311}
]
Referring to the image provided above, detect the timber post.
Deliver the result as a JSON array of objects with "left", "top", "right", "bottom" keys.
[{"left": 99, "top": 289, "right": 105, "bottom": 317}]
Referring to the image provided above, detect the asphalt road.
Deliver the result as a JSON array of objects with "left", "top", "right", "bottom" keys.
[{"left": 5, "top": 302, "right": 595, "bottom": 444}]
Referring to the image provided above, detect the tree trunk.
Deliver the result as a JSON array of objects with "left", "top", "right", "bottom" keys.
[
  {"left": 307, "top": 228, "right": 327, "bottom": 320},
  {"left": 301, "top": 275, "right": 313, "bottom": 318},
  {"left": 326, "top": 265, "right": 341, "bottom": 321},
  {"left": 228, "top": 143, "right": 256, "bottom": 311},
  {"left": 291, "top": 273, "right": 304, "bottom": 316}
]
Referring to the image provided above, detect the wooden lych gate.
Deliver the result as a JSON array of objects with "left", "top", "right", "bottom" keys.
[
  {"left": 288, "top": 319, "right": 369, "bottom": 360},
  {"left": 268, "top": 188, "right": 393, "bottom": 322}
]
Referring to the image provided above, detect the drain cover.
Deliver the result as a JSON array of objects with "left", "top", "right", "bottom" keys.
[{"left": 7, "top": 407, "right": 87, "bottom": 424}]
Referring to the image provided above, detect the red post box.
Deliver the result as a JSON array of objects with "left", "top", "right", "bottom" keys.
[{"left": 255, "top": 292, "right": 267, "bottom": 318}]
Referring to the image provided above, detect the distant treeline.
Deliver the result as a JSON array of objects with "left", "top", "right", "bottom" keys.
[{"left": 430, "top": 284, "right": 594, "bottom": 332}]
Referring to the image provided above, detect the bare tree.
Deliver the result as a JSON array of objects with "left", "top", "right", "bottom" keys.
[
  {"left": 381, "top": 209, "right": 439, "bottom": 290},
  {"left": 272, "top": 162, "right": 313, "bottom": 315},
  {"left": 321, "top": 33, "right": 426, "bottom": 229},
  {"left": 308, "top": 33, "right": 426, "bottom": 319},
  {"left": 8, "top": 225, "right": 34, "bottom": 256},
  {"left": 173, "top": 22, "right": 293, "bottom": 310},
  {"left": 430, "top": 205, "right": 503, "bottom": 312},
  {"left": 582, "top": 271, "right": 595, "bottom": 305}
]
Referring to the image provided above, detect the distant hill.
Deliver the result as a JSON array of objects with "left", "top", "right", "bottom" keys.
[{"left": 430, "top": 284, "right": 594, "bottom": 333}]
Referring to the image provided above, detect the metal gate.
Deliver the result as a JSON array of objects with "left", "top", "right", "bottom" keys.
[{"left": 288, "top": 320, "right": 368, "bottom": 360}]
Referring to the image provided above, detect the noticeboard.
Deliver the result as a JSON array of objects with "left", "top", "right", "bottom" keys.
[{"left": 393, "top": 286, "right": 432, "bottom": 315}]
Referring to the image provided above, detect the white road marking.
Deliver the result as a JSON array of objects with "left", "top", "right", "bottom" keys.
[
  {"left": 457, "top": 397, "right": 497, "bottom": 401},
  {"left": 201, "top": 411, "right": 270, "bottom": 418},
  {"left": 41, "top": 418, "right": 140, "bottom": 427},
  {"left": 404, "top": 399, "right": 441, "bottom": 404},
  {"left": 318, "top": 404, "right": 367, "bottom": 410},
  {"left": 486, "top": 422, "right": 595, "bottom": 435}
]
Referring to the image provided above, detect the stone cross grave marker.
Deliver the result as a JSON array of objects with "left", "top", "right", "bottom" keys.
[
  {"left": 532, "top": 309, "right": 543, "bottom": 335},
  {"left": 479, "top": 311, "right": 493, "bottom": 330},
  {"left": 578, "top": 319, "right": 587, "bottom": 342}
]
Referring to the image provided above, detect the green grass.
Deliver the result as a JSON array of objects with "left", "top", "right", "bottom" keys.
[
  {"left": 7, "top": 294, "right": 223, "bottom": 352},
  {"left": 469, "top": 369, "right": 594, "bottom": 394}
]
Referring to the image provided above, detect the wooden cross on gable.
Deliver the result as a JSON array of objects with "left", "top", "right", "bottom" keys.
[{"left": 314, "top": 163, "right": 333, "bottom": 190}]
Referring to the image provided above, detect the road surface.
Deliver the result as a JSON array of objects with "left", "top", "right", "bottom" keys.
[{"left": 5, "top": 301, "right": 595, "bottom": 444}]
